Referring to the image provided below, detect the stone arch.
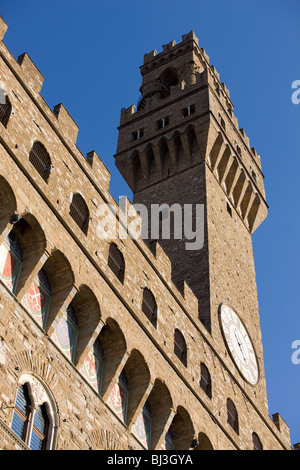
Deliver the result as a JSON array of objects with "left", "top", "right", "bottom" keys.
[
  {"left": 167, "top": 405, "right": 195, "bottom": 450},
  {"left": 147, "top": 378, "right": 173, "bottom": 449},
  {"left": 185, "top": 125, "right": 200, "bottom": 163},
  {"left": 131, "top": 151, "right": 145, "bottom": 192},
  {"left": 158, "top": 137, "right": 174, "bottom": 178},
  {"left": 208, "top": 131, "right": 224, "bottom": 169},
  {"left": 11, "top": 212, "right": 47, "bottom": 297},
  {"left": 172, "top": 130, "right": 186, "bottom": 171},
  {"left": 98, "top": 317, "right": 127, "bottom": 397},
  {"left": 145, "top": 145, "right": 159, "bottom": 185},
  {"left": 0, "top": 175, "right": 17, "bottom": 235},
  {"left": 122, "top": 349, "right": 151, "bottom": 425},
  {"left": 53, "top": 283, "right": 102, "bottom": 365},
  {"left": 6, "top": 349, "right": 68, "bottom": 423},
  {"left": 224, "top": 155, "right": 239, "bottom": 195},
  {"left": 41, "top": 249, "right": 75, "bottom": 330},
  {"left": 87, "top": 428, "right": 125, "bottom": 450},
  {"left": 195, "top": 431, "right": 214, "bottom": 450}
]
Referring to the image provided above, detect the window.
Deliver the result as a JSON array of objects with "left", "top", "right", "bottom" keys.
[
  {"left": 226, "top": 201, "right": 232, "bottom": 217},
  {"left": 157, "top": 116, "right": 169, "bottom": 129},
  {"left": 0, "top": 89, "right": 12, "bottom": 127},
  {"left": 106, "top": 369, "right": 128, "bottom": 424},
  {"left": 108, "top": 243, "right": 125, "bottom": 283},
  {"left": 200, "top": 363, "right": 212, "bottom": 398},
  {"left": 131, "top": 128, "right": 144, "bottom": 141},
  {"left": 80, "top": 336, "right": 104, "bottom": 395},
  {"left": 132, "top": 401, "right": 152, "bottom": 449},
  {"left": 174, "top": 329, "right": 187, "bottom": 366},
  {"left": 234, "top": 140, "right": 242, "bottom": 157},
  {"left": 182, "top": 104, "right": 195, "bottom": 117},
  {"left": 51, "top": 304, "right": 78, "bottom": 362},
  {"left": 163, "top": 429, "right": 174, "bottom": 450},
  {"left": 0, "top": 228, "right": 23, "bottom": 294},
  {"left": 252, "top": 432, "right": 263, "bottom": 450},
  {"left": 142, "top": 288, "right": 157, "bottom": 327},
  {"left": 69, "top": 193, "right": 89, "bottom": 235},
  {"left": 21, "top": 268, "right": 51, "bottom": 329},
  {"left": 29, "top": 141, "right": 52, "bottom": 182},
  {"left": 11, "top": 376, "right": 55, "bottom": 450},
  {"left": 11, "top": 384, "right": 30, "bottom": 443},
  {"left": 227, "top": 398, "right": 239, "bottom": 434},
  {"left": 251, "top": 167, "right": 257, "bottom": 182},
  {"left": 218, "top": 113, "right": 226, "bottom": 130}
]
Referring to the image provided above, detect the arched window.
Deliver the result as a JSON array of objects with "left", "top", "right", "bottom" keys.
[
  {"left": 0, "top": 228, "right": 23, "bottom": 294},
  {"left": 174, "top": 329, "right": 187, "bottom": 366},
  {"left": 162, "top": 429, "right": 174, "bottom": 450},
  {"left": 132, "top": 400, "right": 152, "bottom": 449},
  {"left": 11, "top": 383, "right": 31, "bottom": 443},
  {"left": 51, "top": 304, "right": 78, "bottom": 362},
  {"left": 29, "top": 141, "right": 52, "bottom": 182},
  {"left": 252, "top": 432, "right": 263, "bottom": 450},
  {"left": 106, "top": 369, "right": 128, "bottom": 424},
  {"left": 108, "top": 243, "right": 125, "bottom": 283},
  {"left": 200, "top": 363, "right": 212, "bottom": 398},
  {"left": 69, "top": 193, "right": 89, "bottom": 235},
  {"left": 11, "top": 375, "right": 56, "bottom": 450},
  {"left": 227, "top": 398, "right": 239, "bottom": 434},
  {"left": 80, "top": 336, "right": 104, "bottom": 395},
  {"left": 0, "top": 88, "right": 12, "bottom": 127},
  {"left": 21, "top": 268, "right": 51, "bottom": 329},
  {"left": 142, "top": 288, "right": 157, "bottom": 327}
]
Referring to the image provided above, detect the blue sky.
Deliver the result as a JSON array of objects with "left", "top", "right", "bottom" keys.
[{"left": 1, "top": 0, "right": 299, "bottom": 447}]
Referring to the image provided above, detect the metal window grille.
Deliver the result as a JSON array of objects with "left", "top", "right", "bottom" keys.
[
  {"left": 142, "top": 289, "right": 157, "bottom": 326},
  {"left": 108, "top": 244, "right": 125, "bottom": 283},
  {"left": 227, "top": 399, "right": 239, "bottom": 434},
  {"left": 252, "top": 432, "right": 263, "bottom": 450},
  {"left": 0, "top": 90, "right": 12, "bottom": 127},
  {"left": 69, "top": 193, "right": 89, "bottom": 234},
  {"left": 29, "top": 142, "right": 51, "bottom": 182},
  {"left": 200, "top": 364, "right": 212, "bottom": 398},
  {"left": 174, "top": 329, "right": 187, "bottom": 366}
]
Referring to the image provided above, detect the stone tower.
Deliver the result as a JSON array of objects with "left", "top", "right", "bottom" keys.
[
  {"left": 115, "top": 31, "right": 270, "bottom": 418},
  {"left": 0, "top": 17, "right": 293, "bottom": 450}
]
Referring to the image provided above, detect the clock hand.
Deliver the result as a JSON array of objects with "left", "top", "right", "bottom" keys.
[{"left": 234, "top": 329, "right": 248, "bottom": 364}]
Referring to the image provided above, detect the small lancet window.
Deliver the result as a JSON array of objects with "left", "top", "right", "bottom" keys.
[
  {"left": 252, "top": 432, "right": 263, "bottom": 450},
  {"left": 108, "top": 243, "right": 125, "bottom": 283},
  {"left": 174, "top": 329, "right": 187, "bottom": 366},
  {"left": 142, "top": 288, "right": 157, "bottom": 328},
  {"left": 182, "top": 104, "right": 195, "bottom": 117},
  {"left": 29, "top": 141, "right": 52, "bottom": 182},
  {"left": 200, "top": 363, "right": 212, "bottom": 398},
  {"left": 227, "top": 398, "right": 239, "bottom": 434},
  {"left": 69, "top": 193, "right": 89, "bottom": 235},
  {"left": 0, "top": 88, "right": 12, "bottom": 127}
]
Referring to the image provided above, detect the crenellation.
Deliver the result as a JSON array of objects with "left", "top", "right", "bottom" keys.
[
  {"left": 53, "top": 103, "right": 79, "bottom": 145},
  {"left": 0, "top": 19, "right": 293, "bottom": 452},
  {"left": 86, "top": 150, "right": 111, "bottom": 192},
  {"left": 17, "top": 52, "right": 44, "bottom": 95},
  {"left": 0, "top": 16, "right": 8, "bottom": 41}
]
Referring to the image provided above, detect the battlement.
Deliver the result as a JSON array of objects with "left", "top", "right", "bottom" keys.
[{"left": 0, "top": 15, "right": 111, "bottom": 194}]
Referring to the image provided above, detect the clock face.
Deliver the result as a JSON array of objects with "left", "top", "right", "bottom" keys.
[{"left": 219, "top": 304, "right": 259, "bottom": 386}]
